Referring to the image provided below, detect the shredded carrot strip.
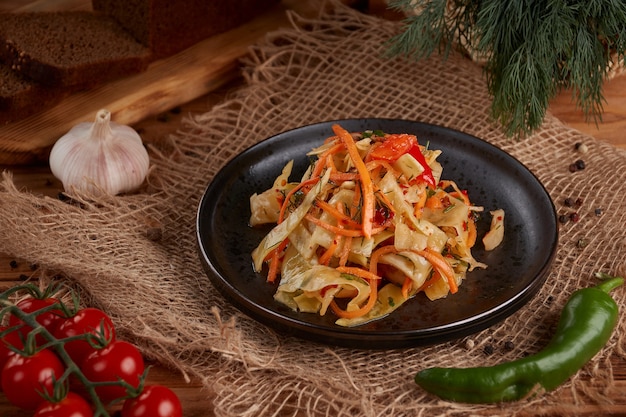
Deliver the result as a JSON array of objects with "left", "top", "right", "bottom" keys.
[
  {"left": 369, "top": 245, "right": 457, "bottom": 294},
  {"left": 278, "top": 178, "right": 319, "bottom": 223},
  {"left": 338, "top": 236, "right": 352, "bottom": 266},
  {"left": 352, "top": 178, "right": 362, "bottom": 221},
  {"left": 305, "top": 214, "right": 387, "bottom": 237},
  {"left": 319, "top": 238, "right": 339, "bottom": 265},
  {"left": 339, "top": 182, "right": 363, "bottom": 266},
  {"left": 335, "top": 201, "right": 351, "bottom": 267},
  {"left": 466, "top": 217, "right": 477, "bottom": 248},
  {"left": 401, "top": 276, "right": 412, "bottom": 299},
  {"left": 332, "top": 124, "right": 374, "bottom": 238},
  {"left": 330, "top": 265, "right": 380, "bottom": 319},
  {"left": 325, "top": 152, "right": 337, "bottom": 172},
  {"left": 319, "top": 202, "right": 347, "bottom": 265},
  {"left": 265, "top": 239, "right": 288, "bottom": 283},
  {"left": 315, "top": 200, "right": 361, "bottom": 229},
  {"left": 417, "top": 270, "right": 442, "bottom": 293},
  {"left": 311, "top": 142, "right": 343, "bottom": 179},
  {"left": 305, "top": 214, "right": 363, "bottom": 237},
  {"left": 369, "top": 245, "right": 400, "bottom": 275},
  {"left": 416, "top": 248, "right": 458, "bottom": 294},
  {"left": 365, "top": 160, "right": 402, "bottom": 179},
  {"left": 330, "top": 278, "right": 377, "bottom": 319},
  {"left": 336, "top": 266, "right": 381, "bottom": 281},
  {"left": 329, "top": 172, "right": 360, "bottom": 182},
  {"left": 373, "top": 184, "right": 396, "bottom": 215},
  {"left": 328, "top": 245, "right": 398, "bottom": 319},
  {"left": 267, "top": 251, "right": 280, "bottom": 283},
  {"left": 413, "top": 187, "right": 428, "bottom": 219},
  {"left": 310, "top": 157, "right": 327, "bottom": 180}
]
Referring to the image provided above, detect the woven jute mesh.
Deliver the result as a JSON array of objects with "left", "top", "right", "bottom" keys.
[{"left": 1, "top": 3, "right": 625, "bottom": 416}]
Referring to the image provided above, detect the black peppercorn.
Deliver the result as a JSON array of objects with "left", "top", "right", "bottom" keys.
[
  {"left": 558, "top": 214, "right": 569, "bottom": 224},
  {"left": 574, "top": 159, "right": 586, "bottom": 170}
]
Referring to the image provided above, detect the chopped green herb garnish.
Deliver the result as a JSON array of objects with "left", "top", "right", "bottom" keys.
[{"left": 443, "top": 204, "right": 456, "bottom": 213}]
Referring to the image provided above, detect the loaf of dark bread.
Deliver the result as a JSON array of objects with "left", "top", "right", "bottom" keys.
[
  {"left": 0, "top": 11, "right": 152, "bottom": 88},
  {"left": 93, "top": 0, "right": 280, "bottom": 58},
  {"left": 0, "top": 62, "right": 68, "bottom": 125},
  {"left": 1, "top": 1, "right": 277, "bottom": 126}
]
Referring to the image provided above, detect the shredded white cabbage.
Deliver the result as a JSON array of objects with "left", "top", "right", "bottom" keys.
[{"left": 250, "top": 126, "right": 504, "bottom": 326}]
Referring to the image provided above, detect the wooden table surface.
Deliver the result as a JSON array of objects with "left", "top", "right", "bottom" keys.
[{"left": 1, "top": 1, "right": 626, "bottom": 416}]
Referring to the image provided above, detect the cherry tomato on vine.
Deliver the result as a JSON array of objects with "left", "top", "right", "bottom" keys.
[
  {"left": 33, "top": 392, "right": 94, "bottom": 417},
  {"left": 0, "top": 326, "right": 25, "bottom": 372},
  {"left": 1, "top": 348, "right": 65, "bottom": 410},
  {"left": 81, "top": 340, "right": 145, "bottom": 403},
  {"left": 53, "top": 307, "right": 116, "bottom": 366},
  {"left": 8, "top": 297, "right": 65, "bottom": 346},
  {"left": 121, "top": 385, "right": 183, "bottom": 417}
]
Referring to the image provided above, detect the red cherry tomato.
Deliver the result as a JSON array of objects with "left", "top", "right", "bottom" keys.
[
  {"left": 8, "top": 297, "right": 65, "bottom": 346},
  {"left": 121, "top": 385, "right": 183, "bottom": 417},
  {"left": 1, "top": 348, "right": 65, "bottom": 410},
  {"left": 53, "top": 307, "right": 116, "bottom": 366},
  {"left": 33, "top": 392, "right": 94, "bottom": 417},
  {"left": 80, "top": 340, "right": 144, "bottom": 403},
  {"left": 0, "top": 326, "right": 25, "bottom": 372},
  {"left": 368, "top": 134, "right": 436, "bottom": 187},
  {"left": 368, "top": 133, "right": 414, "bottom": 161}
]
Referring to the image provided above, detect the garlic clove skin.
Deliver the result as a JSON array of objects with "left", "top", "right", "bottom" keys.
[{"left": 49, "top": 109, "right": 150, "bottom": 196}]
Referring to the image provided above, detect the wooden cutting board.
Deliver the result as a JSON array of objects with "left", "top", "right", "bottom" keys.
[{"left": 0, "top": 1, "right": 292, "bottom": 165}]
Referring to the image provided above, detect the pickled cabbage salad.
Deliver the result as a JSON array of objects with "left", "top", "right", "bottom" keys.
[{"left": 249, "top": 124, "right": 504, "bottom": 327}]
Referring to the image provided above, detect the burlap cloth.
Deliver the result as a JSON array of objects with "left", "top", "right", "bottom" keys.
[{"left": 1, "top": 3, "right": 625, "bottom": 416}]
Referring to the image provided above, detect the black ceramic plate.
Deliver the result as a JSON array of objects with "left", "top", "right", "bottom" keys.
[{"left": 196, "top": 119, "right": 558, "bottom": 349}]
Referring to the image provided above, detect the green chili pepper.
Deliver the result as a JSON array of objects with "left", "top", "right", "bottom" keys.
[{"left": 415, "top": 274, "right": 624, "bottom": 403}]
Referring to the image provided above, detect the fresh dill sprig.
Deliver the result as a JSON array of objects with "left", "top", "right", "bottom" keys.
[{"left": 386, "top": 0, "right": 626, "bottom": 137}]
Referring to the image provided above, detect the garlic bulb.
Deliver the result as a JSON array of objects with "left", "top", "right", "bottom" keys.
[{"left": 49, "top": 109, "right": 150, "bottom": 196}]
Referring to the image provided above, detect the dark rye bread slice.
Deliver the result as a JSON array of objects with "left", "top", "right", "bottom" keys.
[
  {"left": 0, "top": 62, "right": 68, "bottom": 125},
  {"left": 93, "top": 0, "right": 280, "bottom": 58},
  {"left": 0, "top": 11, "right": 152, "bottom": 88}
]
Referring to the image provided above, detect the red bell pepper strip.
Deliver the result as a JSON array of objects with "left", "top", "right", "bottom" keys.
[{"left": 407, "top": 144, "right": 437, "bottom": 188}]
